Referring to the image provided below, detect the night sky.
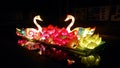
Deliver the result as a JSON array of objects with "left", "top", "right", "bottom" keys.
[{"left": 0, "top": 0, "right": 120, "bottom": 26}]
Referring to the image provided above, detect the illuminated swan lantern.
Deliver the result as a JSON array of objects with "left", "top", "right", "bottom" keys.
[
  {"left": 25, "top": 15, "right": 43, "bottom": 40},
  {"left": 64, "top": 15, "right": 96, "bottom": 37},
  {"left": 64, "top": 15, "right": 102, "bottom": 49}
]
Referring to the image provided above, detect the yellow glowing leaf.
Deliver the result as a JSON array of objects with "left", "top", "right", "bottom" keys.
[
  {"left": 95, "top": 37, "right": 102, "bottom": 45},
  {"left": 87, "top": 42, "right": 97, "bottom": 49},
  {"left": 83, "top": 40, "right": 89, "bottom": 47},
  {"left": 89, "top": 36, "right": 95, "bottom": 42},
  {"left": 85, "top": 35, "right": 91, "bottom": 40},
  {"left": 79, "top": 37, "right": 89, "bottom": 48}
]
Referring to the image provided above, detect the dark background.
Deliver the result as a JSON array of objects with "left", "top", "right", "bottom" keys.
[{"left": 0, "top": 0, "right": 120, "bottom": 68}]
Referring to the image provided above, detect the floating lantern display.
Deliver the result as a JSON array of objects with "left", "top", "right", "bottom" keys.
[{"left": 16, "top": 15, "right": 105, "bottom": 67}]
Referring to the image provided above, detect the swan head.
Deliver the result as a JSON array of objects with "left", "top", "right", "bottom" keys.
[
  {"left": 34, "top": 15, "right": 43, "bottom": 21},
  {"left": 64, "top": 15, "right": 74, "bottom": 21}
]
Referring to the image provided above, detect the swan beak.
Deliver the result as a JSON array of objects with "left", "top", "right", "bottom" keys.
[
  {"left": 64, "top": 17, "right": 69, "bottom": 21},
  {"left": 40, "top": 19, "right": 43, "bottom": 21},
  {"left": 38, "top": 17, "right": 43, "bottom": 21},
  {"left": 64, "top": 15, "right": 72, "bottom": 21}
]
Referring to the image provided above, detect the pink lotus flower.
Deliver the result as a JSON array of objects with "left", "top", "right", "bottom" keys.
[
  {"left": 41, "top": 25, "right": 60, "bottom": 43},
  {"left": 39, "top": 25, "right": 77, "bottom": 47},
  {"left": 52, "top": 28, "right": 77, "bottom": 46}
]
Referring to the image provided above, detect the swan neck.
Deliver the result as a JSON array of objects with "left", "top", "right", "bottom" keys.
[
  {"left": 33, "top": 17, "right": 42, "bottom": 32},
  {"left": 66, "top": 16, "right": 75, "bottom": 32}
]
